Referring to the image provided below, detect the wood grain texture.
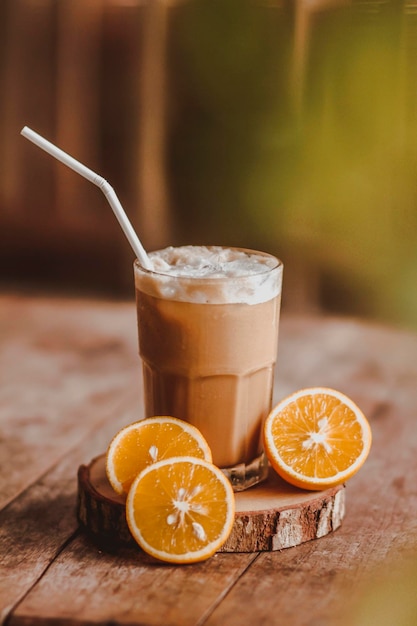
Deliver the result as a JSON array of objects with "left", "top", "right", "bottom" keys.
[
  {"left": 0, "top": 295, "right": 141, "bottom": 510},
  {"left": 1, "top": 296, "right": 416, "bottom": 626},
  {"left": 0, "top": 380, "right": 140, "bottom": 622},
  {"left": 77, "top": 455, "right": 345, "bottom": 552},
  {"left": 9, "top": 533, "right": 257, "bottom": 626},
  {"left": 0, "top": 296, "right": 141, "bottom": 622}
]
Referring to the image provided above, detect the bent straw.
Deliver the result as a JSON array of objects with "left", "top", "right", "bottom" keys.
[{"left": 20, "top": 126, "right": 152, "bottom": 269}]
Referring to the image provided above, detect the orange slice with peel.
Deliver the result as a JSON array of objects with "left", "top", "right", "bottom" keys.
[
  {"left": 106, "top": 416, "right": 212, "bottom": 495},
  {"left": 126, "top": 456, "right": 235, "bottom": 563},
  {"left": 264, "top": 387, "right": 372, "bottom": 491}
]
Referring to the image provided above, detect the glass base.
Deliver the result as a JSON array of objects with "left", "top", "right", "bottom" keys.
[{"left": 221, "top": 451, "right": 269, "bottom": 492}]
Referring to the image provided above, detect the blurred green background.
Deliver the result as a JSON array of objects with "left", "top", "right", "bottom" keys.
[{"left": 1, "top": 0, "right": 416, "bottom": 331}]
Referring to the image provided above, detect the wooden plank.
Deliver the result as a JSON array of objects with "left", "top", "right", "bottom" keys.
[
  {"left": 0, "top": 292, "right": 147, "bottom": 622},
  {"left": 0, "top": 393, "right": 256, "bottom": 626},
  {"left": 2, "top": 300, "right": 417, "bottom": 625},
  {"left": 0, "top": 295, "right": 141, "bottom": 509},
  {"left": 0, "top": 398, "right": 143, "bottom": 624},
  {"left": 8, "top": 534, "right": 256, "bottom": 626},
  {"left": 54, "top": 0, "right": 104, "bottom": 224},
  {"left": 273, "top": 314, "right": 417, "bottom": 412},
  {"left": 134, "top": 0, "right": 172, "bottom": 251},
  {"left": 0, "top": 0, "right": 56, "bottom": 217},
  {"left": 1, "top": 401, "right": 257, "bottom": 625},
  {"left": 8, "top": 536, "right": 256, "bottom": 626}
]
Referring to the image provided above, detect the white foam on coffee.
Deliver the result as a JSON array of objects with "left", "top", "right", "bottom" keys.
[{"left": 135, "top": 246, "right": 282, "bottom": 304}]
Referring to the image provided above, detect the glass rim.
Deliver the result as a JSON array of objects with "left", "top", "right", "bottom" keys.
[{"left": 133, "top": 246, "right": 283, "bottom": 283}]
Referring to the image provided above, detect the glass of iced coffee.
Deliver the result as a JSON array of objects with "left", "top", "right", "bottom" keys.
[{"left": 134, "top": 246, "right": 283, "bottom": 491}]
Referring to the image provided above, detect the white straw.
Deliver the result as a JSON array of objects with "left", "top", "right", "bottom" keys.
[{"left": 20, "top": 126, "right": 152, "bottom": 269}]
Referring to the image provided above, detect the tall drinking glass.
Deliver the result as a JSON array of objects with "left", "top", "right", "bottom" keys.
[{"left": 134, "top": 246, "right": 283, "bottom": 491}]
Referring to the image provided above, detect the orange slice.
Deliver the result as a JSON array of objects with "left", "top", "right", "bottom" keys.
[
  {"left": 126, "top": 456, "right": 235, "bottom": 564},
  {"left": 264, "top": 387, "right": 372, "bottom": 491},
  {"left": 106, "top": 416, "right": 212, "bottom": 495}
]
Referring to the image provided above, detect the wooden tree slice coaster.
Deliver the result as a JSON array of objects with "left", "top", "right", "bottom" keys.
[{"left": 77, "top": 455, "right": 345, "bottom": 553}]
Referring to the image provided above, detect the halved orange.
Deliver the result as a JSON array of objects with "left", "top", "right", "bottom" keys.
[
  {"left": 264, "top": 387, "right": 372, "bottom": 491},
  {"left": 126, "top": 456, "right": 235, "bottom": 564},
  {"left": 106, "top": 416, "right": 212, "bottom": 495}
]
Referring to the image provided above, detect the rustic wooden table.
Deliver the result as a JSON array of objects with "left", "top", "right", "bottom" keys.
[{"left": 1, "top": 294, "right": 417, "bottom": 626}]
